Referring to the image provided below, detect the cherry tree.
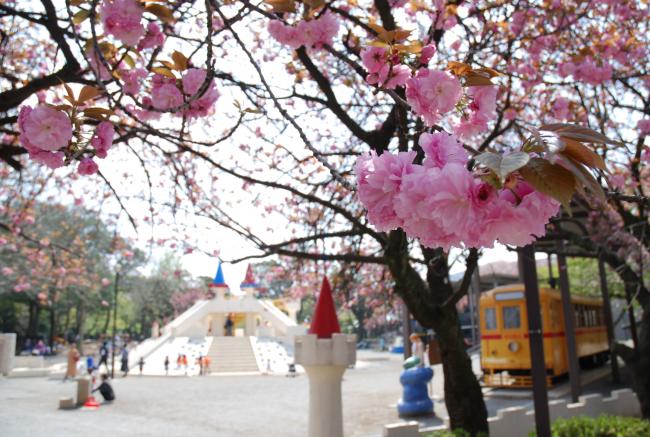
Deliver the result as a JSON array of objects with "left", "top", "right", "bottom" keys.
[{"left": 1, "top": 0, "right": 649, "bottom": 432}]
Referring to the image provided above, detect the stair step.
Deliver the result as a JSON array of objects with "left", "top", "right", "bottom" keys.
[{"left": 205, "top": 337, "right": 259, "bottom": 373}]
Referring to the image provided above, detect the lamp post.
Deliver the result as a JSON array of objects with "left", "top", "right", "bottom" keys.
[{"left": 110, "top": 271, "right": 120, "bottom": 379}]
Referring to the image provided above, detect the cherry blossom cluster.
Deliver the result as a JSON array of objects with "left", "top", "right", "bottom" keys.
[
  {"left": 18, "top": 106, "right": 114, "bottom": 175},
  {"left": 355, "top": 132, "right": 560, "bottom": 250},
  {"left": 150, "top": 69, "right": 220, "bottom": 119},
  {"left": 358, "top": 45, "right": 499, "bottom": 138},
  {"left": 267, "top": 12, "right": 340, "bottom": 51},
  {"left": 96, "top": 0, "right": 220, "bottom": 119}
]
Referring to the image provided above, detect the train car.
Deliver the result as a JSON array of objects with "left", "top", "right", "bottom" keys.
[{"left": 479, "top": 284, "right": 609, "bottom": 387}]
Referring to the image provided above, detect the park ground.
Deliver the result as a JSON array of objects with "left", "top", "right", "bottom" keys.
[{"left": 0, "top": 350, "right": 630, "bottom": 437}]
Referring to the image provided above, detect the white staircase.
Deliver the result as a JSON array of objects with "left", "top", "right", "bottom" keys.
[{"left": 207, "top": 337, "right": 260, "bottom": 374}]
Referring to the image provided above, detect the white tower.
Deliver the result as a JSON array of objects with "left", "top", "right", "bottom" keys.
[{"left": 294, "top": 277, "right": 356, "bottom": 437}]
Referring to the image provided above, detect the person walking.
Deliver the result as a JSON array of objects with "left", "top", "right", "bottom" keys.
[
  {"left": 197, "top": 354, "right": 204, "bottom": 376},
  {"left": 98, "top": 341, "right": 109, "bottom": 371},
  {"left": 138, "top": 357, "right": 145, "bottom": 375},
  {"left": 164, "top": 356, "right": 170, "bottom": 375},
  {"left": 176, "top": 353, "right": 182, "bottom": 370},
  {"left": 64, "top": 344, "right": 80, "bottom": 381},
  {"left": 224, "top": 315, "right": 234, "bottom": 336},
  {"left": 203, "top": 356, "right": 211, "bottom": 374},
  {"left": 182, "top": 354, "right": 188, "bottom": 375},
  {"left": 120, "top": 346, "right": 129, "bottom": 377}
]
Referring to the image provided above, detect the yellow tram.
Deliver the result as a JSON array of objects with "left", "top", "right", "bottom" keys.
[{"left": 479, "top": 284, "right": 609, "bottom": 387}]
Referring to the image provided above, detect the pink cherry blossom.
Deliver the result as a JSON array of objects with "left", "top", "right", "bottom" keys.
[
  {"left": 77, "top": 158, "right": 99, "bottom": 175},
  {"left": 405, "top": 69, "right": 462, "bottom": 126},
  {"left": 419, "top": 132, "right": 468, "bottom": 168},
  {"left": 299, "top": 12, "right": 339, "bottom": 49},
  {"left": 137, "top": 22, "right": 164, "bottom": 51},
  {"left": 468, "top": 86, "right": 497, "bottom": 119},
  {"left": 19, "top": 105, "right": 72, "bottom": 151},
  {"left": 182, "top": 68, "right": 207, "bottom": 95},
  {"left": 642, "top": 148, "right": 650, "bottom": 163},
  {"left": 121, "top": 68, "right": 147, "bottom": 95},
  {"left": 185, "top": 84, "right": 220, "bottom": 119},
  {"left": 552, "top": 97, "right": 570, "bottom": 120},
  {"left": 152, "top": 83, "right": 183, "bottom": 110},
  {"left": 100, "top": 0, "right": 145, "bottom": 46},
  {"left": 361, "top": 47, "right": 388, "bottom": 74},
  {"left": 420, "top": 44, "right": 436, "bottom": 65},
  {"left": 637, "top": 119, "right": 650, "bottom": 136},
  {"left": 456, "top": 86, "right": 498, "bottom": 139},
  {"left": 510, "top": 11, "right": 527, "bottom": 35},
  {"left": 367, "top": 63, "right": 411, "bottom": 89},
  {"left": 91, "top": 121, "right": 115, "bottom": 159},
  {"left": 2, "top": 267, "right": 13, "bottom": 275},
  {"left": 27, "top": 149, "right": 65, "bottom": 169},
  {"left": 268, "top": 21, "right": 305, "bottom": 49},
  {"left": 181, "top": 69, "right": 220, "bottom": 118},
  {"left": 355, "top": 150, "right": 417, "bottom": 231}
]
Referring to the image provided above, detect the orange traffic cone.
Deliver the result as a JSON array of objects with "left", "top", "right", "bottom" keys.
[{"left": 83, "top": 396, "right": 100, "bottom": 409}]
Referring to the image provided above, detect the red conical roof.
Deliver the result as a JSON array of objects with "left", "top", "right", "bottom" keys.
[
  {"left": 240, "top": 264, "right": 258, "bottom": 288},
  {"left": 309, "top": 277, "right": 340, "bottom": 339}
]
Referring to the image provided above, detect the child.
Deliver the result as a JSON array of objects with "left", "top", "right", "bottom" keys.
[
  {"left": 86, "top": 354, "right": 95, "bottom": 376},
  {"left": 92, "top": 374, "right": 115, "bottom": 402},
  {"left": 138, "top": 357, "right": 145, "bottom": 375}
]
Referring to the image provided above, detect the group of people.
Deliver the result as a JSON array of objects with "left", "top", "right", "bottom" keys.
[
  {"left": 168, "top": 354, "right": 211, "bottom": 375},
  {"left": 64, "top": 341, "right": 131, "bottom": 381}
]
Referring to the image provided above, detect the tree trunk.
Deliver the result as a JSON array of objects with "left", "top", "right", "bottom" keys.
[
  {"left": 385, "top": 231, "right": 488, "bottom": 435},
  {"left": 63, "top": 307, "right": 71, "bottom": 334},
  {"left": 615, "top": 302, "right": 650, "bottom": 419},
  {"left": 75, "top": 305, "right": 85, "bottom": 355},
  {"left": 26, "top": 300, "right": 41, "bottom": 341},
  {"left": 48, "top": 303, "right": 57, "bottom": 349},
  {"left": 102, "top": 305, "right": 111, "bottom": 335}
]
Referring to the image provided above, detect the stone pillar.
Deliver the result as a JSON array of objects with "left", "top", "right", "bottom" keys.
[
  {"left": 0, "top": 333, "right": 17, "bottom": 376},
  {"left": 76, "top": 377, "right": 91, "bottom": 406},
  {"left": 211, "top": 314, "right": 225, "bottom": 336},
  {"left": 295, "top": 333, "right": 356, "bottom": 437},
  {"left": 245, "top": 313, "right": 256, "bottom": 336}
]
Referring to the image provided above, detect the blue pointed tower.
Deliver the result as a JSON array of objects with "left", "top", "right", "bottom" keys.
[{"left": 209, "top": 262, "right": 229, "bottom": 288}]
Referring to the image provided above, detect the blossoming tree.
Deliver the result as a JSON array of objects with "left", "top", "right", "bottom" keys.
[{"left": 1, "top": 0, "right": 649, "bottom": 431}]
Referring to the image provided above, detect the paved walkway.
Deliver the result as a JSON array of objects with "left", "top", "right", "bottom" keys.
[{"left": 0, "top": 351, "right": 631, "bottom": 437}]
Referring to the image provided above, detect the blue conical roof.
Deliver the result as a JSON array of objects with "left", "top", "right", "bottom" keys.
[{"left": 210, "top": 263, "right": 228, "bottom": 288}]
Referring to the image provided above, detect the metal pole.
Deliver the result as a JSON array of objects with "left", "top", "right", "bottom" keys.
[
  {"left": 519, "top": 245, "right": 551, "bottom": 437},
  {"left": 556, "top": 240, "right": 581, "bottom": 403},
  {"left": 547, "top": 254, "right": 557, "bottom": 289},
  {"left": 623, "top": 285, "right": 639, "bottom": 349},
  {"left": 111, "top": 271, "right": 120, "bottom": 379},
  {"left": 598, "top": 255, "right": 620, "bottom": 383}
]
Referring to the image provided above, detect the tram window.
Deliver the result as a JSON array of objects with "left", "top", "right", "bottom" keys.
[
  {"left": 575, "top": 305, "right": 584, "bottom": 328},
  {"left": 484, "top": 308, "right": 497, "bottom": 330},
  {"left": 503, "top": 306, "right": 521, "bottom": 329}
]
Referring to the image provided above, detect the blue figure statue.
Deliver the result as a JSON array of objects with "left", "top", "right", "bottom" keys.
[{"left": 397, "top": 356, "right": 434, "bottom": 417}]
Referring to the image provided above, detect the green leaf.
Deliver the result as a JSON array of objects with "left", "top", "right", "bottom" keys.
[{"left": 475, "top": 151, "right": 530, "bottom": 180}]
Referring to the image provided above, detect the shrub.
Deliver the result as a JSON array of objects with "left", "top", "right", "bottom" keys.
[{"left": 528, "top": 414, "right": 650, "bottom": 437}]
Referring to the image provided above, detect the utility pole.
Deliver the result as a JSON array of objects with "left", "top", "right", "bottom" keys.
[{"left": 111, "top": 271, "right": 120, "bottom": 379}]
